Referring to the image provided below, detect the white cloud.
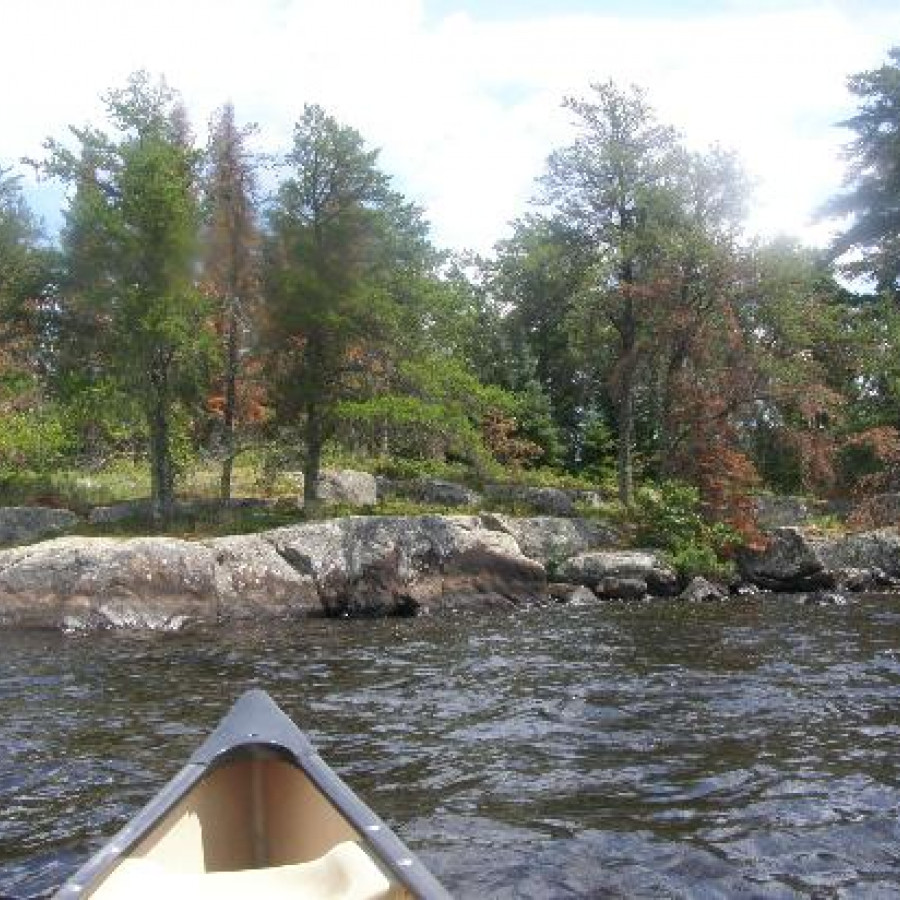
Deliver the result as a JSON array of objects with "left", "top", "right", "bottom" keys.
[{"left": 2, "top": 0, "right": 898, "bottom": 252}]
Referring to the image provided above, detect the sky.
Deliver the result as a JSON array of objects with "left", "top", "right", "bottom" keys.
[{"left": 3, "top": 0, "right": 899, "bottom": 254}]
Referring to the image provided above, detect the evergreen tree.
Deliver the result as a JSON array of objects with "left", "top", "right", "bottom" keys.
[
  {"left": 0, "top": 168, "right": 65, "bottom": 479},
  {"left": 541, "top": 81, "right": 680, "bottom": 504},
  {"left": 41, "top": 72, "right": 213, "bottom": 521},
  {"left": 263, "top": 105, "right": 426, "bottom": 512},
  {"left": 488, "top": 216, "right": 595, "bottom": 466},
  {"left": 0, "top": 167, "right": 47, "bottom": 399},
  {"left": 203, "top": 103, "right": 261, "bottom": 501},
  {"left": 824, "top": 47, "right": 900, "bottom": 299}
]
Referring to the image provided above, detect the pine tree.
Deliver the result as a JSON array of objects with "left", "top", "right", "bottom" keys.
[
  {"left": 541, "top": 81, "right": 680, "bottom": 504},
  {"left": 263, "top": 105, "right": 426, "bottom": 512},
  {"left": 42, "top": 72, "right": 213, "bottom": 521},
  {"left": 203, "top": 103, "right": 261, "bottom": 501},
  {"left": 825, "top": 47, "right": 900, "bottom": 299}
]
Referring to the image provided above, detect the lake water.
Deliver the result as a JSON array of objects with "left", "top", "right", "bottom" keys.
[{"left": 1, "top": 595, "right": 900, "bottom": 898}]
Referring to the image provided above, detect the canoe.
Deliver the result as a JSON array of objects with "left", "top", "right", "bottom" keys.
[{"left": 55, "top": 689, "right": 451, "bottom": 899}]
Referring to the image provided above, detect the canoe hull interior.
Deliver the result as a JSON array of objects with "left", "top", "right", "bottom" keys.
[
  {"left": 56, "top": 690, "right": 451, "bottom": 900},
  {"left": 105, "top": 752, "right": 361, "bottom": 873},
  {"left": 86, "top": 750, "right": 406, "bottom": 899}
]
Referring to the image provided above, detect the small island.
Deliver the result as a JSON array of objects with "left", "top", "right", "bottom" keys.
[{"left": 3, "top": 54, "right": 900, "bottom": 630}]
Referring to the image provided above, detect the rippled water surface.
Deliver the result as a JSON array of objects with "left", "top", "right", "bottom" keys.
[{"left": 2, "top": 596, "right": 900, "bottom": 898}]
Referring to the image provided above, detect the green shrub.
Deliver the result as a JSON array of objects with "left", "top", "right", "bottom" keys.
[
  {"left": 634, "top": 480, "right": 737, "bottom": 579},
  {"left": 579, "top": 411, "right": 617, "bottom": 487},
  {"left": 667, "top": 542, "right": 735, "bottom": 581},
  {"left": 0, "top": 408, "right": 73, "bottom": 479}
]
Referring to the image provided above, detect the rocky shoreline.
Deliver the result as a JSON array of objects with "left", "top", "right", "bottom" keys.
[
  {"left": 0, "top": 514, "right": 547, "bottom": 630},
  {"left": 1, "top": 500, "right": 900, "bottom": 630}
]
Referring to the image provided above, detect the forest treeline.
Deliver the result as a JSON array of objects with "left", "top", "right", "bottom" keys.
[{"left": 1, "top": 50, "right": 900, "bottom": 532}]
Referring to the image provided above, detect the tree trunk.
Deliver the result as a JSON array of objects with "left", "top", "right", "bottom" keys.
[
  {"left": 615, "top": 270, "right": 638, "bottom": 508},
  {"left": 148, "top": 355, "right": 175, "bottom": 524},
  {"left": 617, "top": 357, "right": 636, "bottom": 507},
  {"left": 654, "top": 356, "right": 670, "bottom": 474},
  {"left": 220, "top": 454, "right": 234, "bottom": 504},
  {"left": 220, "top": 298, "right": 239, "bottom": 502},
  {"left": 303, "top": 401, "right": 324, "bottom": 517},
  {"left": 148, "top": 403, "right": 174, "bottom": 524},
  {"left": 657, "top": 347, "right": 687, "bottom": 478}
]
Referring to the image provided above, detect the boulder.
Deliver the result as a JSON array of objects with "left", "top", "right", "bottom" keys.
[
  {"left": 568, "top": 490, "right": 603, "bottom": 510},
  {"left": 0, "top": 514, "right": 556, "bottom": 629},
  {"left": 824, "top": 497, "right": 853, "bottom": 520},
  {"left": 737, "top": 527, "right": 832, "bottom": 590},
  {"left": 206, "top": 535, "right": 319, "bottom": 619},
  {"left": 266, "top": 515, "right": 546, "bottom": 616},
  {"left": 547, "top": 582, "right": 597, "bottom": 604},
  {"left": 313, "top": 470, "right": 377, "bottom": 507},
  {"left": 732, "top": 582, "right": 760, "bottom": 597},
  {"left": 833, "top": 567, "right": 900, "bottom": 592},
  {"left": 88, "top": 500, "right": 153, "bottom": 525},
  {"left": 0, "top": 537, "right": 219, "bottom": 629},
  {"left": 835, "top": 568, "right": 875, "bottom": 592},
  {"left": 0, "top": 507, "right": 81, "bottom": 547},
  {"left": 375, "top": 475, "right": 398, "bottom": 502},
  {"left": 738, "top": 526, "right": 900, "bottom": 591},
  {"left": 88, "top": 497, "right": 277, "bottom": 526},
  {"left": 678, "top": 576, "right": 728, "bottom": 603},
  {"left": 484, "top": 484, "right": 576, "bottom": 516},
  {"left": 390, "top": 479, "right": 482, "bottom": 508},
  {"left": 754, "top": 494, "right": 812, "bottom": 529},
  {"left": 817, "top": 528, "right": 900, "bottom": 576},
  {"left": 481, "top": 514, "right": 619, "bottom": 565},
  {"left": 595, "top": 576, "right": 647, "bottom": 600},
  {"left": 802, "top": 590, "right": 849, "bottom": 606},
  {"left": 558, "top": 550, "right": 678, "bottom": 597},
  {"left": 0, "top": 532, "right": 322, "bottom": 630}
]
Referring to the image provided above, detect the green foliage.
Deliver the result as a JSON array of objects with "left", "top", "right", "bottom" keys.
[
  {"left": 739, "top": 240, "right": 868, "bottom": 495},
  {"left": 54, "top": 376, "right": 144, "bottom": 457},
  {"left": 334, "top": 354, "right": 551, "bottom": 472},
  {"left": 0, "top": 167, "right": 45, "bottom": 317},
  {"left": 1, "top": 71, "right": 892, "bottom": 543},
  {"left": 505, "top": 379, "right": 562, "bottom": 468},
  {"left": 578, "top": 409, "right": 617, "bottom": 487},
  {"left": 478, "top": 219, "right": 591, "bottom": 464},
  {"left": 837, "top": 438, "right": 883, "bottom": 485},
  {"left": 833, "top": 296, "right": 900, "bottom": 454},
  {"left": 803, "top": 512, "right": 845, "bottom": 535},
  {"left": 370, "top": 455, "right": 480, "bottom": 484},
  {"left": 634, "top": 480, "right": 737, "bottom": 578},
  {"left": 262, "top": 104, "right": 439, "bottom": 506},
  {"left": 73, "top": 503, "right": 305, "bottom": 540},
  {"left": 41, "top": 71, "right": 215, "bottom": 517},
  {"left": 824, "top": 46, "right": 900, "bottom": 298},
  {"left": 337, "top": 393, "right": 487, "bottom": 465},
  {"left": 666, "top": 542, "right": 734, "bottom": 582},
  {"left": 370, "top": 498, "right": 462, "bottom": 518},
  {"left": 535, "top": 81, "right": 756, "bottom": 505},
  {"left": 0, "top": 408, "right": 72, "bottom": 479},
  {"left": 0, "top": 167, "right": 52, "bottom": 418}
]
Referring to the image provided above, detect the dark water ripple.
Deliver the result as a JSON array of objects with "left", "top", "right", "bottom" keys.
[{"left": 2, "top": 596, "right": 900, "bottom": 898}]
